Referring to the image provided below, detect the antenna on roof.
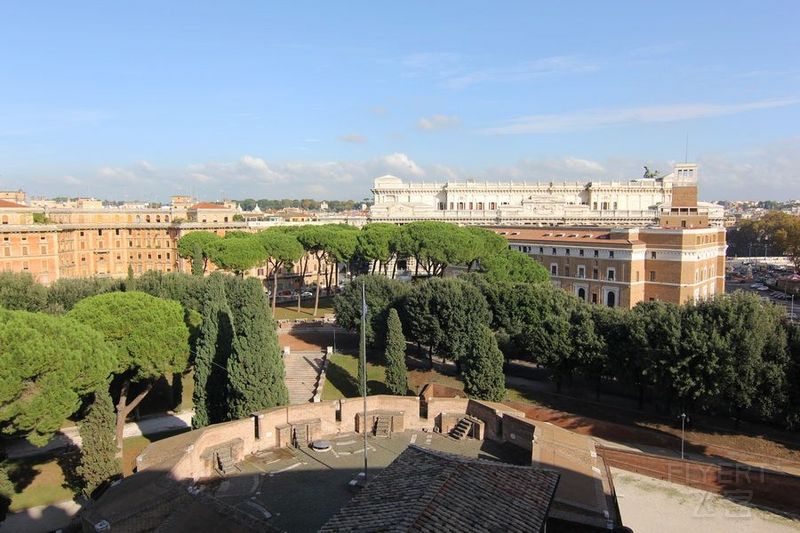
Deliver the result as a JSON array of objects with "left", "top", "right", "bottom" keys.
[{"left": 684, "top": 132, "right": 689, "bottom": 163}]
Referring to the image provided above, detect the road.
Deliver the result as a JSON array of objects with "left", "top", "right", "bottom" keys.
[{"left": 5, "top": 411, "right": 193, "bottom": 459}]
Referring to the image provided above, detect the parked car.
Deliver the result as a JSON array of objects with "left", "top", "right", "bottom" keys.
[
  {"left": 277, "top": 289, "right": 294, "bottom": 298},
  {"left": 300, "top": 290, "right": 314, "bottom": 298}
]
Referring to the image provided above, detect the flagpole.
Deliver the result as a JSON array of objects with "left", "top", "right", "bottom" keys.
[{"left": 360, "top": 282, "right": 368, "bottom": 483}]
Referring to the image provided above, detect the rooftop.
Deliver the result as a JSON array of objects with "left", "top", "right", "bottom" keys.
[
  {"left": 321, "top": 445, "right": 559, "bottom": 533},
  {"left": 211, "top": 430, "right": 530, "bottom": 532}
]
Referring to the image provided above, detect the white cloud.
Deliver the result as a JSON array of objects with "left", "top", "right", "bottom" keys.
[
  {"left": 339, "top": 133, "right": 367, "bottom": 143},
  {"left": 445, "top": 56, "right": 597, "bottom": 89},
  {"left": 186, "top": 155, "right": 284, "bottom": 184},
  {"left": 417, "top": 114, "right": 461, "bottom": 131},
  {"left": 482, "top": 98, "right": 800, "bottom": 135}
]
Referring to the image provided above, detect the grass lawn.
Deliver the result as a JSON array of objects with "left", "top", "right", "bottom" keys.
[
  {"left": 273, "top": 296, "right": 335, "bottom": 320},
  {"left": 2, "top": 428, "right": 189, "bottom": 511},
  {"left": 321, "top": 352, "right": 466, "bottom": 401},
  {"left": 322, "top": 353, "right": 388, "bottom": 400},
  {"left": 3, "top": 456, "right": 74, "bottom": 512}
]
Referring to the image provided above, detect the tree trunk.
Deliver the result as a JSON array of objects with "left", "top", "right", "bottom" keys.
[
  {"left": 414, "top": 256, "right": 419, "bottom": 277},
  {"left": 115, "top": 379, "right": 154, "bottom": 464},
  {"left": 271, "top": 261, "right": 280, "bottom": 315},
  {"left": 313, "top": 255, "right": 322, "bottom": 317},
  {"left": 391, "top": 257, "right": 397, "bottom": 279},
  {"left": 371, "top": 261, "right": 376, "bottom": 274}
]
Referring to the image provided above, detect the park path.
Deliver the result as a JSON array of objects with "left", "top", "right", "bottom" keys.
[
  {"left": 5, "top": 411, "right": 193, "bottom": 459},
  {"left": 0, "top": 499, "right": 82, "bottom": 533},
  {"left": 283, "top": 351, "right": 324, "bottom": 404}
]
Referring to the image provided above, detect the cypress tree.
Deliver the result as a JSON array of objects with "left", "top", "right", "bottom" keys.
[
  {"left": 0, "top": 465, "right": 12, "bottom": 522},
  {"left": 225, "top": 277, "right": 289, "bottom": 419},
  {"left": 193, "top": 274, "right": 235, "bottom": 427},
  {"left": 191, "top": 243, "right": 205, "bottom": 276},
  {"left": 384, "top": 308, "right": 408, "bottom": 395},
  {"left": 461, "top": 325, "right": 506, "bottom": 402},
  {"left": 77, "top": 387, "right": 120, "bottom": 497}
]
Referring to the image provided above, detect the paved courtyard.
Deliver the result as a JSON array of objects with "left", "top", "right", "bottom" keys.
[{"left": 201, "top": 430, "right": 525, "bottom": 532}]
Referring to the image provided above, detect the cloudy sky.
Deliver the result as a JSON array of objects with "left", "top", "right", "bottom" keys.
[{"left": 1, "top": 1, "right": 799, "bottom": 202}]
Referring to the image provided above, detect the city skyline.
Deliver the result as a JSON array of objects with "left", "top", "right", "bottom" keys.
[{"left": 1, "top": 1, "right": 799, "bottom": 201}]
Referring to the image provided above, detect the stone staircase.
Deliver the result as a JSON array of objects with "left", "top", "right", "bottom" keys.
[
  {"left": 292, "top": 425, "right": 308, "bottom": 448},
  {"left": 373, "top": 416, "right": 391, "bottom": 438},
  {"left": 215, "top": 448, "right": 236, "bottom": 475},
  {"left": 450, "top": 418, "right": 474, "bottom": 440},
  {"left": 284, "top": 351, "right": 324, "bottom": 404}
]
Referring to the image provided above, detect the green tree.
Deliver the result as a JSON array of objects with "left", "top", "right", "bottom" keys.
[
  {"left": 384, "top": 308, "right": 408, "bottom": 395},
  {"left": 177, "top": 231, "right": 221, "bottom": 274},
  {"left": 403, "top": 277, "right": 491, "bottom": 368},
  {"left": 356, "top": 223, "right": 400, "bottom": 274},
  {"left": 626, "top": 301, "right": 682, "bottom": 410},
  {"left": 0, "top": 465, "right": 12, "bottom": 522},
  {"left": 480, "top": 248, "right": 549, "bottom": 284},
  {"left": 208, "top": 234, "right": 266, "bottom": 276},
  {"left": 192, "top": 275, "right": 235, "bottom": 427},
  {"left": 0, "top": 272, "right": 47, "bottom": 311},
  {"left": 297, "top": 225, "right": 356, "bottom": 316},
  {"left": 77, "top": 387, "right": 120, "bottom": 497},
  {"left": 461, "top": 326, "right": 506, "bottom": 401},
  {"left": 225, "top": 277, "right": 289, "bottom": 419},
  {"left": 401, "top": 221, "right": 469, "bottom": 276},
  {"left": 258, "top": 229, "right": 304, "bottom": 313},
  {"left": 461, "top": 227, "right": 507, "bottom": 272},
  {"left": 45, "top": 276, "right": 124, "bottom": 313},
  {"left": 67, "top": 292, "right": 190, "bottom": 457},
  {"left": 0, "top": 310, "right": 116, "bottom": 446},
  {"left": 334, "top": 275, "right": 410, "bottom": 349}
]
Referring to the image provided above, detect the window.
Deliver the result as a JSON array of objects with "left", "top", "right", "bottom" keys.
[
  {"left": 565, "top": 248, "right": 571, "bottom": 256},
  {"left": 651, "top": 251, "right": 657, "bottom": 259},
  {"left": 550, "top": 264, "right": 558, "bottom": 276},
  {"left": 649, "top": 271, "right": 656, "bottom": 282},
  {"left": 564, "top": 265, "right": 570, "bottom": 277},
  {"left": 609, "top": 251, "right": 615, "bottom": 258},
  {"left": 116, "top": 229, "right": 120, "bottom": 235},
  {"left": 606, "top": 291, "right": 616, "bottom": 307},
  {"left": 592, "top": 268, "right": 599, "bottom": 280},
  {"left": 577, "top": 266, "right": 585, "bottom": 278},
  {"left": 577, "top": 287, "right": 586, "bottom": 301},
  {"left": 592, "top": 293, "right": 598, "bottom": 304},
  {"left": 552, "top": 248, "right": 557, "bottom": 255},
  {"left": 607, "top": 268, "right": 615, "bottom": 281},
  {"left": 593, "top": 250, "right": 599, "bottom": 258},
  {"left": 539, "top": 247, "right": 544, "bottom": 253},
  {"left": 635, "top": 271, "right": 640, "bottom": 282},
  {"left": 579, "top": 249, "right": 584, "bottom": 257},
  {"left": 613, "top": 202, "right": 618, "bottom": 210}
]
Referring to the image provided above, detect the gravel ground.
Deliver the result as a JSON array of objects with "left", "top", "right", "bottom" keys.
[{"left": 613, "top": 468, "right": 800, "bottom": 533}]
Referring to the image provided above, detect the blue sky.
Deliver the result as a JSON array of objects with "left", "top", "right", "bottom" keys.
[{"left": 1, "top": 1, "right": 799, "bottom": 201}]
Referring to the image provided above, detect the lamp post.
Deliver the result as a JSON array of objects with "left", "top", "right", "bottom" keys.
[{"left": 678, "top": 413, "right": 689, "bottom": 459}]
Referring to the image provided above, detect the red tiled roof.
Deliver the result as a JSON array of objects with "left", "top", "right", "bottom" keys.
[
  {"left": 190, "top": 202, "right": 229, "bottom": 209},
  {"left": 0, "top": 199, "right": 26, "bottom": 208}
]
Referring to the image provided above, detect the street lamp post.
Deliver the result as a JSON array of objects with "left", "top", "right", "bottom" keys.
[{"left": 679, "top": 413, "right": 689, "bottom": 460}]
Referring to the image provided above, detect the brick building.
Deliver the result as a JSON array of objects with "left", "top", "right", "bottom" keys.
[{"left": 496, "top": 225, "right": 726, "bottom": 308}]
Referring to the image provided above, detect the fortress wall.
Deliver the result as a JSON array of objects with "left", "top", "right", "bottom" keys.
[{"left": 139, "top": 394, "right": 527, "bottom": 481}]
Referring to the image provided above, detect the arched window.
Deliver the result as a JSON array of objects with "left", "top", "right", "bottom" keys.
[
  {"left": 577, "top": 288, "right": 586, "bottom": 301},
  {"left": 606, "top": 291, "right": 616, "bottom": 307},
  {"left": 156, "top": 215, "right": 161, "bottom": 222},
  {"left": 145, "top": 215, "right": 151, "bottom": 223}
]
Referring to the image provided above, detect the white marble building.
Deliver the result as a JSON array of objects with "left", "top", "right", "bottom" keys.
[{"left": 369, "top": 163, "right": 724, "bottom": 226}]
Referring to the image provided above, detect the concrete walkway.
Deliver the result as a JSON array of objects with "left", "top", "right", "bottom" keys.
[
  {"left": 6, "top": 411, "right": 193, "bottom": 459},
  {"left": 0, "top": 500, "right": 82, "bottom": 533}
]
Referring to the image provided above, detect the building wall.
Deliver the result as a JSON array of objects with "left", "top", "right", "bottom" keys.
[
  {"left": 501, "top": 225, "right": 726, "bottom": 308},
  {"left": 370, "top": 163, "right": 723, "bottom": 226}
]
